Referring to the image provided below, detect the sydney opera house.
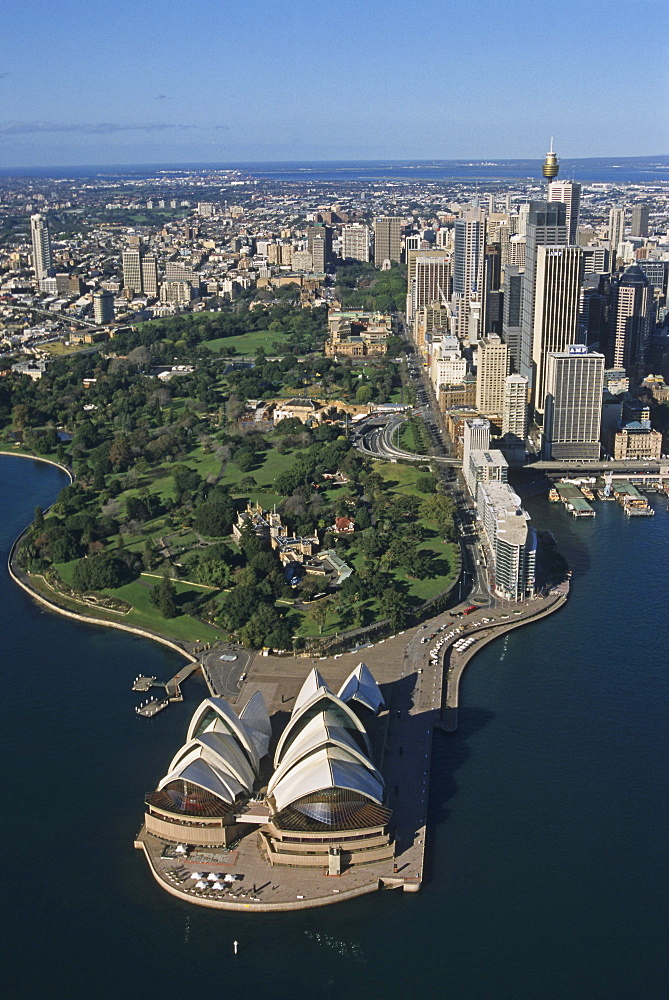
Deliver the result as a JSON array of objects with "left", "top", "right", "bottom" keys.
[{"left": 141, "top": 664, "right": 395, "bottom": 873}]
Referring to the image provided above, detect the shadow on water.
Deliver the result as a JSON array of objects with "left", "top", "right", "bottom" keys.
[{"left": 422, "top": 707, "right": 494, "bottom": 884}]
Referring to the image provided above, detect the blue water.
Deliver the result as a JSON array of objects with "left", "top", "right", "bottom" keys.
[
  {"left": 1, "top": 156, "right": 668, "bottom": 184},
  {"left": 1, "top": 455, "right": 667, "bottom": 999}
]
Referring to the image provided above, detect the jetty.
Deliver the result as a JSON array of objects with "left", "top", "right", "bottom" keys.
[
  {"left": 132, "top": 675, "right": 157, "bottom": 692},
  {"left": 136, "top": 697, "right": 170, "bottom": 718}
]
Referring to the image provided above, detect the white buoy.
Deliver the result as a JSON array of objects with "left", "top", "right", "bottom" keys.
[{"left": 233, "top": 940, "right": 239, "bottom": 955}]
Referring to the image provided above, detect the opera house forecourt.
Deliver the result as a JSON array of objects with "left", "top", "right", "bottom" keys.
[{"left": 135, "top": 664, "right": 399, "bottom": 911}]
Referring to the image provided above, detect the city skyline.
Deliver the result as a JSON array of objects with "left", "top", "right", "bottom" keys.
[{"left": 1, "top": 0, "right": 667, "bottom": 168}]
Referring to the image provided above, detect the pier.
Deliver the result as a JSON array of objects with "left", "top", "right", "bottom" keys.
[
  {"left": 132, "top": 675, "right": 157, "bottom": 692},
  {"left": 136, "top": 697, "right": 170, "bottom": 718}
]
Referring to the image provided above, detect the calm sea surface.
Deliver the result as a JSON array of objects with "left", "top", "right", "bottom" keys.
[
  {"left": 1, "top": 455, "right": 667, "bottom": 1000},
  {"left": 2, "top": 157, "right": 668, "bottom": 184}
]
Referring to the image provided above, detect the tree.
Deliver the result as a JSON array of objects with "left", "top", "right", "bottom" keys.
[
  {"left": 33, "top": 506, "right": 44, "bottom": 530},
  {"left": 420, "top": 494, "right": 457, "bottom": 535},
  {"left": 307, "top": 600, "right": 329, "bottom": 634},
  {"left": 193, "top": 497, "right": 235, "bottom": 537},
  {"left": 72, "top": 552, "right": 134, "bottom": 591},
  {"left": 149, "top": 572, "right": 178, "bottom": 619},
  {"left": 379, "top": 588, "right": 406, "bottom": 630}
]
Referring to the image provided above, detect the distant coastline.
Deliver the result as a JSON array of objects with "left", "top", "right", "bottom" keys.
[{"left": 1, "top": 155, "right": 668, "bottom": 183}]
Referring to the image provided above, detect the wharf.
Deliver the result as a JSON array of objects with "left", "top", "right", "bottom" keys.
[
  {"left": 165, "top": 662, "right": 199, "bottom": 701},
  {"left": 136, "top": 697, "right": 170, "bottom": 718},
  {"left": 556, "top": 483, "right": 595, "bottom": 517},
  {"left": 132, "top": 675, "right": 158, "bottom": 692}
]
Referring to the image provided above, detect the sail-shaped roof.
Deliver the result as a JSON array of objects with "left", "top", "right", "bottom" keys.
[
  {"left": 270, "top": 746, "right": 385, "bottom": 813},
  {"left": 337, "top": 662, "right": 385, "bottom": 714}
]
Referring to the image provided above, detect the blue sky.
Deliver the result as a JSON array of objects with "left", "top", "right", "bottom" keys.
[{"left": 1, "top": 0, "right": 666, "bottom": 166}]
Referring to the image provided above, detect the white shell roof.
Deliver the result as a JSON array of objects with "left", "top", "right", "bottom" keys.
[
  {"left": 267, "top": 713, "right": 382, "bottom": 798},
  {"left": 292, "top": 667, "right": 331, "bottom": 715},
  {"left": 337, "top": 662, "right": 385, "bottom": 714},
  {"left": 274, "top": 689, "right": 371, "bottom": 767},
  {"left": 270, "top": 746, "right": 385, "bottom": 813},
  {"left": 158, "top": 753, "right": 245, "bottom": 804},
  {"left": 167, "top": 732, "right": 256, "bottom": 791},
  {"left": 186, "top": 697, "right": 260, "bottom": 773}
]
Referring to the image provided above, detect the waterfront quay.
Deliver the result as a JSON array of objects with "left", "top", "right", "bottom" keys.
[{"left": 136, "top": 588, "right": 567, "bottom": 912}]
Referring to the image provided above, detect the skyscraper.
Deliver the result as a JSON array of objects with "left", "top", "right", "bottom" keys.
[
  {"left": 502, "top": 265, "right": 523, "bottom": 372},
  {"left": 462, "top": 417, "right": 490, "bottom": 496},
  {"left": 30, "top": 213, "right": 53, "bottom": 282},
  {"left": 532, "top": 245, "right": 583, "bottom": 414},
  {"left": 548, "top": 180, "right": 581, "bottom": 244},
  {"left": 608, "top": 265, "right": 653, "bottom": 375},
  {"left": 373, "top": 216, "right": 402, "bottom": 265},
  {"left": 542, "top": 347, "right": 604, "bottom": 460},
  {"left": 630, "top": 204, "right": 650, "bottom": 238},
  {"left": 519, "top": 201, "right": 568, "bottom": 391},
  {"left": 409, "top": 253, "right": 452, "bottom": 323},
  {"left": 476, "top": 334, "right": 509, "bottom": 416},
  {"left": 608, "top": 207, "right": 625, "bottom": 270},
  {"left": 452, "top": 209, "right": 485, "bottom": 343},
  {"left": 307, "top": 224, "right": 332, "bottom": 271},
  {"left": 122, "top": 247, "right": 143, "bottom": 296},
  {"left": 501, "top": 373, "right": 528, "bottom": 460},
  {"left": 141, "top": 255, "right": 159, "bottom": 297}
]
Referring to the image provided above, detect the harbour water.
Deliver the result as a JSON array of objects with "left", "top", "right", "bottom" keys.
[{"left": 2, "top": 454, "right": 667, "bottom": 999}]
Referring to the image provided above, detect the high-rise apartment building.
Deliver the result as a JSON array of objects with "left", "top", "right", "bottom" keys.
[
  {"left": 141, "top": 255, "right": 159, "bottom": 297},
  {"left": 608, "top": 265, "right": 653, "bottom": 375},
  {"left": 462, "top": 417, "right": 491, "bottom": 496},
  {"left": 502, "top": 374, "right": 528, "bottom": 457},
  {"left": 30, "top": 213, "right": 53, "bottom": 282},
  {"left": 532, "top": 245, "right": 583, "bottom": 414},
  {"left": 519, "top": 201, "right": 568, "bottom": 391},
  {"left": 307, "top": 224, "right": 332, "bottom": 271},
  {"left": 477, "top": 480, "right": 536, "bottom": 601},
  {"left": 341, "top": 224, "right": 370, "bottom": 262},
  {"left": 122, "top": 247, "right": 143, "bottom": 296},
  {"left": 542, "top": 347, "right": 604, "bottom": 460},
  {"left": 630, "top": 204, "right": 650, "bottom": 238},
  {"left": 452, "top": 209, "right": 486, "bottom": 344},
  {"left": 548, "top": 180, "right": 581, "bottom": 244},
  {"left": 93, "top": 289, "right": 114, "bottom": 325},
  {"left": 476, "top": 334, "right": 509, "bottom": 416},
  {"left": 373, "top": 216, "right": 402, "bottom": 265}
]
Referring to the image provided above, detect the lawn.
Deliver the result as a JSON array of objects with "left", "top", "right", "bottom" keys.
[
  {"left": 32, "top": 570, "right": 228, "bottom": 644},
  {"left": 203, "top": 330, "right": 298, "bottom": 356}
]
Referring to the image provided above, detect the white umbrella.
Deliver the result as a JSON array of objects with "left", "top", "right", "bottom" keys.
[
  {"left": 195, "top": 880, "right": 207, "bottom": 889},
  {"left": 175, "top": 844, "right": 187, "bottom": 854},
  {"left": 189, "top": 872, "right": 204, "bottom": 880},
  {"left": 207, "top": 873, "right": 218, "bottom": 882},
  {"left": 224, "top": 874, "right": 235, "bottom": 883},
  {"left": 213, "top": 882, "right": 224, "bottom": 890}
]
